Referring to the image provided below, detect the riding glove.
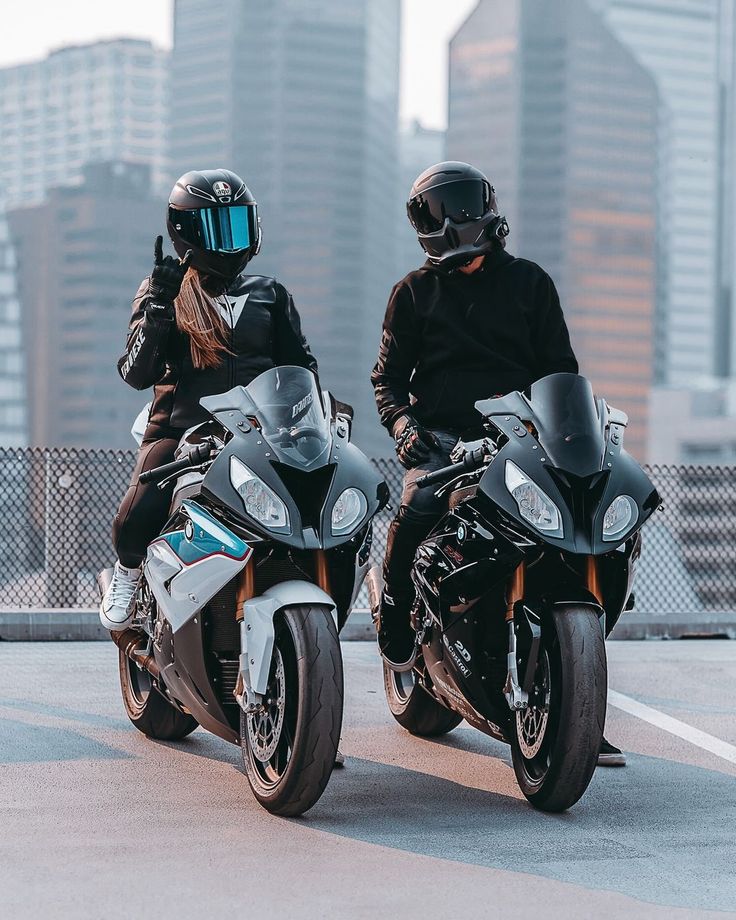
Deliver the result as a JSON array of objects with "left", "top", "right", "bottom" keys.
[
  {"left": 148, "top": 235, "right": 192, "bottom": 306},
  {"left": 393, "top": 415, "right": 439, "bottom": 469}
]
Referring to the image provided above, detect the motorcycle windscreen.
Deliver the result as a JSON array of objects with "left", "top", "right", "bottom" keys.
[
  {"left": 524, "top": 374, "right": 605, "bottom": 476},
  {"left": 245, "top": 366, "right": 332, "bottom": 471}
]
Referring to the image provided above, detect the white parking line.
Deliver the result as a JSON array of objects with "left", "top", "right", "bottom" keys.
[{"left": 609, "top": 689, "right": 736, "bottom": 765}]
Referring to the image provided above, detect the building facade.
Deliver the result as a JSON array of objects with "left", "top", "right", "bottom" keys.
[
  {"left": 170, "top": 0, "right": 401, "bottom": 456},
  {"left": 0, "top": 39, "right": 169, "bottom": 448},
  {"left": 8, "top": 163, "right": 164, "bottom": 449},
  {"left": 0, "top": 217, "right": 24, "bottom": 446},
  {"left": 590, "top": 0, "right": 722, "bottom": 386},
  {"left": 0, "top": 39, "right": 169, "bottom": 203},
  {"left": 447, "top": 0, "right": 659, "bottom": 459},
  {"left": 396, "top": 121, "right": 446, "bottom": 280}
]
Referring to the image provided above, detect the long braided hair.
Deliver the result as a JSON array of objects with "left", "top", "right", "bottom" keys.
[{"left": 174, "top": 268, "right": 233, "bottom": 369}]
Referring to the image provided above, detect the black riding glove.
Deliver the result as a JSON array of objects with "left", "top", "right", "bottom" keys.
[
  {"left": 147, "top": 235, "right": 192, "bottom": 307},
  {"left": 393, "top": 415, "right": 440, "bottom": 469}
]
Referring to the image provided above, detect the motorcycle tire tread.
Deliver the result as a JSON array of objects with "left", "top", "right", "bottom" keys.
[
  {"left": 118, "top": 647, "right": 198, "bottom": 741},
  {"left": 383, "top": 661, "right": 462, "bottom": 737},
  {"left": 241, "top": 604, "right": 344, "bottom": 817},
  {"left": 511, "top": 605, "right": 606, "bottom": 812}
]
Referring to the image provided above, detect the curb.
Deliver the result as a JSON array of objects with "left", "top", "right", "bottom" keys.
[{"left": 1, "top": 608, "right": 734, "bottom": 642}]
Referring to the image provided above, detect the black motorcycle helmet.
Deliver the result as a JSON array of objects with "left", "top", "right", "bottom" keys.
[
  {"left": 167, "top": 169, "right": 262, "bottom": 281},
  {"left": 407, "top": 161, "right": 509, "bottom": 267}
]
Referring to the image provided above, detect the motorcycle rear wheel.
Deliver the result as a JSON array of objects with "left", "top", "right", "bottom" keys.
[
  {"left": 383, "top": 660, "right": 462, "bottom": 737},
  {"left": 118, "top": 646, "right": 198, "bottom": 741},
  {"left": 510, "top": 604, "right": 606, "bottom": 812},
  {"left": 241, "top": 604, "right": 343, "bottom": 817}
]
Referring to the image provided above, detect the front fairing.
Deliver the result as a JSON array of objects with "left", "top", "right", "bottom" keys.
[
  {"left": 199, "top": 391, "right": 386, "bottom": 550},
  {"left": 475, "top": 374, "right": 660, "bottom": 554}
]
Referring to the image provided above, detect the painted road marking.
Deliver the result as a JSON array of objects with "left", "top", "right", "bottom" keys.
[{"left": 609, "top": 689, "right": 736, "bottom": 765}]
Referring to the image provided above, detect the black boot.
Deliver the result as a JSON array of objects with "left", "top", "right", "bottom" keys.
[
  {"left": 598, "top": 736, "right": 626, "bottom": 767},
  {"left": 377, "top": 588, "right": 416, "bottom": 669}
]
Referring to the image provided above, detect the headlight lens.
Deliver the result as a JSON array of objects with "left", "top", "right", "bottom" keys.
[
  {"left": 229, "top": 456, "right": 290, "bottom": 532},
  {"left": 331, "top": 488, "right": 367, "bottom": 535},
  {"left": 602, "top": 494, "right": 637, "bottom": 541},
  {"left": 504, "top": 459, "right": 564, "bottom": 538}
]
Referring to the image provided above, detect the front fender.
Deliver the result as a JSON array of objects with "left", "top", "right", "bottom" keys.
[{"left": 242, "top": 581, "right": 337, "bottom": 695}]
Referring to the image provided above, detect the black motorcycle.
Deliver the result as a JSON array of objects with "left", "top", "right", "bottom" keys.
[
  {"left": 369, "top": 373, "right": 659, "bottom": 812},
  {"left": 100, "top": 366, "right": 387, "bottom": 816}
]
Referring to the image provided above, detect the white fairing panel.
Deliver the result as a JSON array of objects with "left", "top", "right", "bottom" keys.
[{"left": 144, "top": 500, "right": 252, "bottom": 631}]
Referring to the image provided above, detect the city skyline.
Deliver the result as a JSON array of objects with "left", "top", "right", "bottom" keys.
[{"left": 0, "top": 0, "right": 477, "bottom": 131}]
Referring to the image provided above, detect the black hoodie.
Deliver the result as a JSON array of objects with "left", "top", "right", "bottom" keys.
[{"left": 371, "top": 248, "right": 578, "bottom": 435}]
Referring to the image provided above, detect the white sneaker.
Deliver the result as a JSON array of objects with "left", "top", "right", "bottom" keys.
[{"left": 100, "top": 562, "right": 141, "bottom": 631}]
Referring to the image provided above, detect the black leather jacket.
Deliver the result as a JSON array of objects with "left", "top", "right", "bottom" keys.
[
  {"left": 118, "top": 273, "right": 318, "bottom": 436},
  {"left": 371, "top": 248, "right": 578, "bottom": 435}
]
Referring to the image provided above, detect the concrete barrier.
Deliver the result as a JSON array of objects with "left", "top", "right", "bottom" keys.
[{"left": 1, "top": 607, "right": 734, "bottom": 642}]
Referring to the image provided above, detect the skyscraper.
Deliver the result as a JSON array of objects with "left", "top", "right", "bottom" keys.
[
  {"left": 170, "top": 0, "right": 401, "bottom": 455},
  {"left": 8, "top": 163, "right": 164, "bottom": 449},
  {"left": 0, "top": 39, "right": 169, "bottom": 203},
  {"left": 0, "top": 218, "right": 24, "bottom": 446},
  {"left": 396, "top": 121, "right": 446, "bottom": 279},
  {"left": 447, "top": 0, "right": 659, "bottom": 459},
  {"left": 589, "top": 0, "right": 722, "bottom": 385},
  {"left": 0, "top": 39, "right": 169, "bottom": 447}
]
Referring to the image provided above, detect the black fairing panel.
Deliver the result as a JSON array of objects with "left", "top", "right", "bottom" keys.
[
  {"left": 473, "top": 408, "right": 658, "bottom": 555},
  {"left": 198, "top": 408, "right": 386, "bottom": 550},
  {"left": 154, "top": 616, "right": 238, "bottom": 744}
]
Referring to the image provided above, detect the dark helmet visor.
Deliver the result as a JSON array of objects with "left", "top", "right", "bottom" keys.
[
  {"left": 169, "top": 204, "right": 258, "bottom": 252},
  {"left": 408, "top": 179, "right": 491, "bottom": 234}
]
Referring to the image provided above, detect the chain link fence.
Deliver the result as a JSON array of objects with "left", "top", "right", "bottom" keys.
[{"left": 0, "top": 447, "right": 734, "bottom": 620}]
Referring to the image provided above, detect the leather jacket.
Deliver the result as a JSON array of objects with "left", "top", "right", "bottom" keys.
[{"left": 118, "top": 272, "right": 318, "bottom": 435}]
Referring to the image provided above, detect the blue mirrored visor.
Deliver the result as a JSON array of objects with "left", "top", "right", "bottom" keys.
[{"left": 171, "top": 204, "right": 257, "bottom": 252}]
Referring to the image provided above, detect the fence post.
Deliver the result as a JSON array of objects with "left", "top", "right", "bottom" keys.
[{"left": 44, "top": 452, "right": 83, "bottom": 608}]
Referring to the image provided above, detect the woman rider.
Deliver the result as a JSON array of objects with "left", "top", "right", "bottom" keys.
[{"left": 100, "top": 169, "right": 317, "bottom": 630}]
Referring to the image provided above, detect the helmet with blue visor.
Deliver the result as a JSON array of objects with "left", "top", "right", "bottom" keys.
[{"left": 167, "top": 169, "right": 262, "bottom": 281}]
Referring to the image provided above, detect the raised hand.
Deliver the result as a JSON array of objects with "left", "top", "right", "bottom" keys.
[{"left": 148, "top": 235, "right": 193, "bottom": 305}]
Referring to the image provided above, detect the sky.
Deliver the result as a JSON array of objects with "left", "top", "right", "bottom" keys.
[{"left": 0, "top": 0, "right": 478, "bottom": 130}]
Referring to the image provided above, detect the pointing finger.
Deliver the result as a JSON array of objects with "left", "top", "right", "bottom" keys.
[{"left": 154, "top": 235, "right": 163, "bottom": 265}]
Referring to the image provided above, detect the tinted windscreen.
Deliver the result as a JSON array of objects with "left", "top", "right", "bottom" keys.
[
  {"left": 408, "top": 179, "right": 490, "bottom": 234},
  {"left": 245, "top": 366, "right": 331, "bottom": 470},
  {"left": 524, "top": 374, "right": 605, "bottom": 476}
]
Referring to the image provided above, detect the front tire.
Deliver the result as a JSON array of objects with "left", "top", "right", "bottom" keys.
[
  {"left": 118, "top": 647, "right": 198, "bottom": 741},
  {"left": 383, "top": 660, "right": 462, "bottom": 737},
  {"left": 511, "top": 605, "right": 606, "bottom": 812},
  {"left": 241, "top": 605, "right": 343, "bottom": 817}
]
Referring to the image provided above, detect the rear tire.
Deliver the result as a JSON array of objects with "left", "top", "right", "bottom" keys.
[
  {"left": 383, "top": 660, "right": 462, "bottom": 737},
  {"left": 510, "top": 605, "right": 606, "bottom": 812},
  {"left": 241, "top": 605, "right": 343, "bottom": 817},
  {"left": 118, "top": 647, "right": 198, "bottom": 741}
]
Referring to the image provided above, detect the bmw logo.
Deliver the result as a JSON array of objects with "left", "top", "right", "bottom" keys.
[
  {"left": 457, "top": 523, "right": 467, "bottom": 544},
  {"left": 185, "top": 521, "right": 195, "bottom": 541}
]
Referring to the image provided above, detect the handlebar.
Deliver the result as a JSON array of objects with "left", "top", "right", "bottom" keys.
[
  {"left": 139, "top": 442, "right": 213, "bottom": 485},
  {"left": 415, "top": 446, "right": 488, "bottom": 490}
]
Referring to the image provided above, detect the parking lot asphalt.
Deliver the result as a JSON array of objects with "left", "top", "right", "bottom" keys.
[{"left": 0, "top": 639, "right": 734, "bottom": 919}]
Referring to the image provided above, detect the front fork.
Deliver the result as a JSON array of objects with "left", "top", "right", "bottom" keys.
[
  {"left": 503, "top": 563, "right": 528, "bottom": 710},
  {"left": 503, "top": 557, "right": 602, "bottom": 711}
]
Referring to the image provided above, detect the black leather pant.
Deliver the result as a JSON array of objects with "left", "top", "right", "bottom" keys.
[
  {"left": 383, "top": 430, "right": 459, "bottom": 599},
  {"left": 112, "top": 436, "right": 181, "bottom": 568}
]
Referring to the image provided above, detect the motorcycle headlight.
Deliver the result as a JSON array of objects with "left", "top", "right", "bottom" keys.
[
  {"left": 331, "top": 488, "right": 367, "bottom": 535},
  {"left": 602, "top": 494, "right": 637, "bottom": 541},
  {"left": 504, "top": 459, "right": 564, "bottom": 538},
  {"left": 229, "top": 456, "right": 290, "bottom": 532}
]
